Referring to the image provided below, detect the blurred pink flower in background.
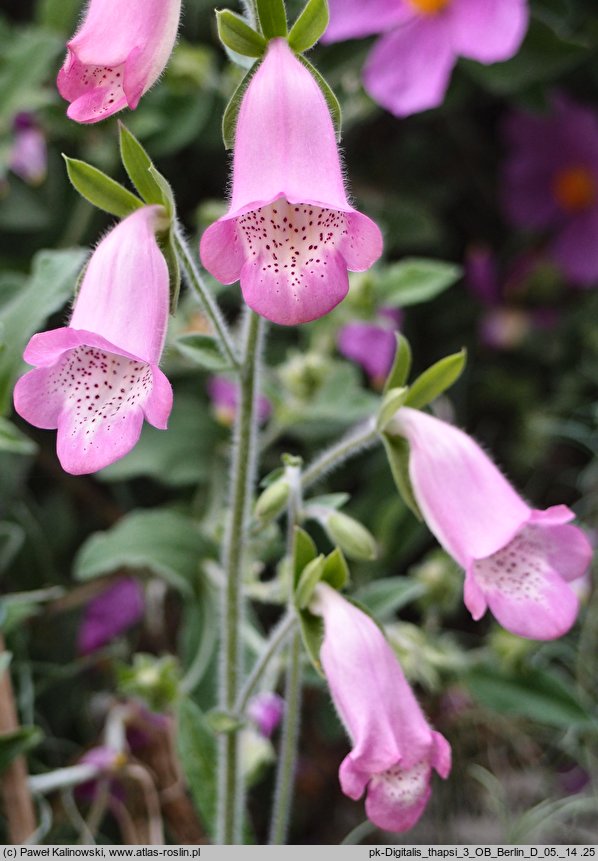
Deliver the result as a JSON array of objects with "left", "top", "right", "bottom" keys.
[
  {"left": 247, "top": 692, "right": 285, "bottom": 738},
  {"left": 14, "top": 207, "right": 173, "bottom": 475},
  {"left": 503, "top": 94, "right": 598, "bottom": 286},
  {"left": 207, "top": 376, "right": 271, "bottom": 426},
  {"left": 391, "top": 407, "right": 593, "bottom": 640},
  {"left": 323, "top": 0, "right": 528, "bottom": 117},
  {"left": 200, "top": 38, "right": 382, "bottom": 326},
  {"left": 9, "top": 114, "right": 47, "bottom": 185},
  {"left": 77, "top": 577, "right": 145, "bottom": 655},
  {"left": 311, "top": 582, "right": 451, "bottom": 833},
  {"left": 337, "top": 307, "right": 403, "bottom": 386},
  {"left": 57, "top": 0, "right": 181, "bottom": 123}
]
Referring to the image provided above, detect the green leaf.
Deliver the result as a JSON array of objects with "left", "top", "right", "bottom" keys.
[
  {"left": 466, "top": 667, "right": 595, "bottom": 729},
  {"left": 297, "top": 55, "right": 342, "bottom": 140},
  {"left": 222, "top": 63, "right": 260, "bottom": 150},
  {"left": 295, "top": 555, "right": 326, "bottom": 610},
  {"left": 74, "top": 510, "right": 212, "bottom": 595},
  {"left": 377, "top": 386, "right": 408, "bottom": 433},
  {"left": 175, "top": 333, "right": 232, "bottom": 371},
  {"left": 298, "top": 609, "right": 324, "bottom": 675},
  {"left": 0, "top": 417, "right": 36, "bottom": 456},
  {"left": 0, "top": 726, "right": 43, "bottom": 774},
  {"left": 381, "top": 434, "right": 422, "bottom": 520},
  {"left": 320, "top": 547, "right": 350, "bottom": 591},
  {"left": 384, "top": 334, "right": 412, "bottom": 393},
  {"left": 0, "top": 249, "right": 88, "bottom": 414},
  {"left": 216, "top": 11, "right": 268, "bottom": 58},
  {"left": 256, "top": 0, "right": 288, "bottom": 38},
  {"left": 177, "top": 698, "right": 217, "bottom": 840},
  {"left": 404, "top": 349, "right": 467, "bottom": 409},
  {"left": 289, "top": 0, "right": 329, "bottom": 53},
  {"left": 0, "top": 28, "right": 62, "bottom": 123},
  {"left": 63, "top": 156, "right": 143, "bottom": 218},
  {"left": 118, "top": 122, "right": 166, "bottom": 206},
  {"left": 356, "top": 577, "right": 426, "bottom": 620},
  {"left": 375, "top": 258, "right": 462, "bottom": 307},
  {"left": 292, "top": 527, "right": 318, "bottom": 590}
]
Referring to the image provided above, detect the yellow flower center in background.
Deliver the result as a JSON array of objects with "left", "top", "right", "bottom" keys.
[
  {"left": 552, "top": 165, "right": 597, "bottom": 213},
  {"left": 409, "top": 0, "right": 450, "bottom": 14}
]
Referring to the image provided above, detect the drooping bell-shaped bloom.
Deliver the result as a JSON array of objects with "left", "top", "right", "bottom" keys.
[
  {"left": 310, "top": 582, "right": 451, "bottom": 833},
  {"left": 9, "top": 114, "right": 47, "bottom": 186},
  {"left": 323, "top": 0, "right": 529, "bottom": 117},
  {"left": 337, "top": 307, "right": 403, "bottom": 385},
  {"left": 57, "top": 0, "right": 182, "bottom": 124},
  {"left": 390, "top": 407, "right": 592, "bottom": 640},
  {"left": 200, "top": 38, "right": 383, "bottom": 326},
  {"left": 503, "top": 94, "right": 598, "bottom": 286},
  {"left": 77, "top": 577, "right": 145, "bottom": 655},
  {"left": 14, "top": 206, "right": 173, "bottom": 475},
  {"left": 207, "top": 376, "right": 271, "bottom": 427},
  {"left": 247, "top": 692, "right": 285, "bottom": 738}
]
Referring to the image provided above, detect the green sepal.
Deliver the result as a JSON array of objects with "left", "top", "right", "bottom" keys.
[
  {"left": 377, "top": 386, "right": 408, "bottom": 433},
  {"left": 175, "top": 333, "right": 232, "bottom": 371},
  {"left": 222, "top": 62, "right": 261, "bottom": 150},
  {"left": 297, "top": 608, "right": 324, "bottom": 676},
  {"left": 288, "top": 0, "right": 329, "bottom": 52},
  {"left": 292, "top": 527, "right": 317, "bottom": 590},
  {"left": 404, "top": 349, "right": 467, "bottom": 410},
  {"left": 118, "top": 122, "right": 166, "bottom": 206},
  {"left": 381, "top": 433, "right": 422, "bottom": 520},
  {"left": 384, "top": 333, "right": 412, "bottom": 394},
  {"left": 205, "top": 709, "right": 245, "bottom": 735},
  {"left": 320, "top": 547, "right": 350, "bottom": 591},
  {"left": 325, "top": 513, "right": 377, "bottom": 562},
  {"left": 158, "top": 227, "right": 181, "bottom": 314},
  {"left": 297, "top": 55, "right": 341, "bottom": 141},
  {"left": 216, "top": 10, "right": 268, "bottom": 58},
  {"left": 63, "top": 155, "right": 143, "bottom": 217},
  {"left": 148, "top": 166, "right": 175, "bottom": 220},
  {"left": 295, "top": 554, "right": 326, "bottom": 610},
  {"left": 256, "top": 0, "right": 287, "bottom": 39}
]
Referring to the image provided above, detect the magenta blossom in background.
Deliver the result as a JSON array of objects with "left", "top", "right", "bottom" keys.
[
  {"left": 391, "top": 407, "right": 592, "bottom": 640},
  {"left": 323, "top": 0, "right": 528, "bottom": 117},
  {"left": 200, "top": 38, "right": 383, "bottom": 326},
  {"left": 14, "top": 207, "right": 173, "bottom": 475},
  {"left": 310, "top": 582, "right": 451, "bottom": 833},
  {"left": 247, "top": 692, "right": 285, "bottom": 738},
  {"left": 207, "top": 376, "right": 271, "bottom": 426},
  {"left": 57, "top": 0, "right": 181, "bottom": 123},
  {"left": 9, "top": 114, "right": 47, "bottom": 185},
  {"left": 503, "top": 94, "right": 598, "bottom": 286},
  {"left": 337, "top": 307, "right": 403, "bottom": 385},
  {"left": 77, "top": 577, "right": 145, "bottom": 655}
]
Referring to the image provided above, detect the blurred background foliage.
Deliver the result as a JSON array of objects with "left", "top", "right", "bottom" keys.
[{"left": 1, "top": 0, "right": 598, "bottom": 846}]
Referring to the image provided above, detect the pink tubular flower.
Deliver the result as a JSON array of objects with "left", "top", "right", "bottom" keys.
[
  {"left": 323, "top": 0, "right": 528, "bottom": 117},
  {"left": 57, "top": 0, "right": 182, "bottom": 124},
  {"left": 503, "top": 94, "right": 598, "bottom": 286},
  {"left": 77, "top": 577, "right": 145, "bottom": 655},
  {"left": 310, "top": 583, "right": 450, "bottom": 833},
  {"left": 9, "top": 114, "right": 47, "bottom": 186},
  {"left": 337, "top": 307, "right": 403, "bottom": 385},
  {"left": 200, "top": 38, "right": 382, "bottom": 326},
  {"left": 13, "top": 207, "right": 173, "bottom": 475},
  {"left": 391, "top": 407, "right": 592, "bottom": 640}
]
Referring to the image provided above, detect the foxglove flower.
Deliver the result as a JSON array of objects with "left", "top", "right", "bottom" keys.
[
  {"left": 14, "top": 207, "right": 173, "bottom": 475},
  {"left": 207, "top": 376, "right": 271, "bottom": 426},
  {"left": 9, "top": 114, "right": 47, "bottom": 185},
  {"left": 57, "top": 0, "right": 182, "bottom": 124},
  {"left": 391, "top": 407, "right": 592, "bottom": 639},
  {"left": 323, "top": 0, "right": 529, "bottom": 117},
  {"left": 247, "top": 692, "right": 285, "bottom": 739},
  {"left": 311, "top": 583, "right": 451, "bottom": 833},
  {"left": 338, "top": 307, "right": 403, "bottom": 385},
  {"left": 503, "top": 94, "right": 598, "bottom": 286},
  {"left": 200, "top": 38, "right": 383, "bottom": 326},
  {"left": 77, "top": 577, "right": 145, "bottom": 655}
]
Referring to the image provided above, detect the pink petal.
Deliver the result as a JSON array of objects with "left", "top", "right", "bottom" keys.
[
  {"left": 13, "top": 368, "right": 64, "bottom": 429},
  {"left": 323, "top": 0, "right": 413, "bottom": 43},
  {"left": 394, "top": 407, "right": 530, "bottom": 566},
  {"left": 365, "top": 761, "right": 432, "bottom": 833},
  {"left": 338, "top": 322, "right": 397, "bottom": 380},
  {"left": 77, "top": 577, "right": 144, "bottom": 654},
  {"left": 550, "top": 209, "right": 598, "bottom": 286},
  {"left": 364, "top": 19, "right": 456, "bottom": 117},
  {"left": 199, "top": 219, "right": 244, "bottom": 286},
  {"left": 448, "top": 0, "right": 529, "bottom": 64}
]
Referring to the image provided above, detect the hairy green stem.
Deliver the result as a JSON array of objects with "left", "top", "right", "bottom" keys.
[
  {"left": 173, "top": 226, "right": 240, "bottom": 371},
  {"left": 235, "top": 610, "right": 297, "bottom": 715},
  {"left": 217, "top": 310, "right": 263, "bottom": 845},
  {"left": 301, "top": 417, "right": 379, "bottom": 490}
]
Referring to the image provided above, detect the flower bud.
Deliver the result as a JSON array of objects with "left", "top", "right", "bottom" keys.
[
  {"left": 325, "top": 511, "right": 377, "bottom": 561},
  {"left": 255, "top": 479, "right": 291, "bottom": 522}
]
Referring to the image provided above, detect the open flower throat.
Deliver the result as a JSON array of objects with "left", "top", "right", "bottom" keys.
[
  {"left": 408, "top": 0, "right": 450, "bottom": 14},
  {"left": 552, "top": 165, "right": 597, "bottom": 213}
]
